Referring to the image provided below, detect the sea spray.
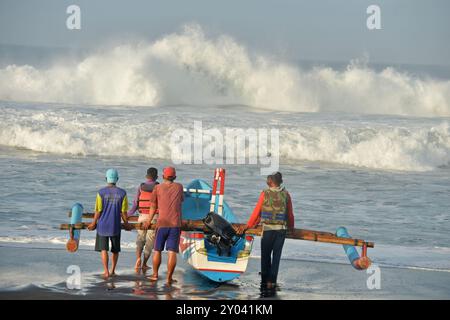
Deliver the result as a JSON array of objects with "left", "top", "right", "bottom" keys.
[{"left": 0, "top": 24, "right": 450, "bottom": 116}]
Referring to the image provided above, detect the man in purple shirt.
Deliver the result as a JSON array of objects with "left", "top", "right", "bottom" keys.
[
  {"left": 127, "top": 167, "right": 159, "bottom": 271},
  {"left": 88, "top": 169, "right": 132, "bottom": 279}
]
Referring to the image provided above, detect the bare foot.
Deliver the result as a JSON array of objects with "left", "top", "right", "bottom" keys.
[
  {"left": 102, "top": 272, "right": 110, "bottom": 279},
  {"left": 135, "top": 257, "right": 142, "bottom": 270},
  {"left": 110, "top": 271, "right": 117, "bottom": 277},
  {"left": 148, "top": 274, "right": 158, "bottom": 281},
  {"left": 142, "top": 264, "right": 150, "bottom": 271},
  {"left": 166, "top": 278, "right": 177, "bottom": 285}
]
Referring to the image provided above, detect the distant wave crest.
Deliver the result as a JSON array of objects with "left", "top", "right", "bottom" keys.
[{"left": 1, "top": 24, "right": 450, "bottom": 117}]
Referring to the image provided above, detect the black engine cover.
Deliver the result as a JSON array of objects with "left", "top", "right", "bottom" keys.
[{"left": 203, "top": 212, "right": 238, "bottom": 256}]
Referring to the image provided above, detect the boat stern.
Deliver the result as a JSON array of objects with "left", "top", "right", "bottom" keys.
[{"left": 180, "top": 231, "right": 254, "bottom": 282}]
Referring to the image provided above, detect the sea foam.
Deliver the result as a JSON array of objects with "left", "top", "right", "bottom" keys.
[
  {"left": 1, "top": 24, "right": 450, "bottom": 117},
  {"left": 0, "top": 105, "right": 449, "bottom": 171}
]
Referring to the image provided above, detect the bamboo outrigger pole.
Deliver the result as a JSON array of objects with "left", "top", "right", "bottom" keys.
[{"left": 61, "top": 215, "right": 374, "bottom": 249}]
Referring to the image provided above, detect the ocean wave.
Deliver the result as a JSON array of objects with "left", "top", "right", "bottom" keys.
[
  {"left": 280, "top": 122, "right": 450, "bottom": 171},
  {"left": 0, "top": 107, "right": 450, "bottom": 171},
  {"left": 0, "top": 105, "right": 449, "bottom": 171},
  {"left": 0, "top": 24, "right": 450, "bottom": 116}
]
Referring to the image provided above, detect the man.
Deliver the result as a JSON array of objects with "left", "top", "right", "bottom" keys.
[
  {"left": 88, "top": 168, "right": 132, "bottom": 279},
  {"left": 142, "top": 166, "right": 184, "bottom": 285},
  {"left": 236, "top": 172, "right": 294, "bottom": 289},
  {"left": 127, "top": 167, "right": 159, "bottom": 271}
]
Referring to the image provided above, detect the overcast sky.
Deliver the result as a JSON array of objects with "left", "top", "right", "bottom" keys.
[{"left": 0, "top": 0, "right": 449, "bottom": 66}]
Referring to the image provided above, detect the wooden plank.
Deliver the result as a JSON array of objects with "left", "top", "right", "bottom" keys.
[
  {"left": 67, "top": 212, "right": 140, "bottom": 221},
  {"left": 60, "top": 220, "right": 374, "bottom": 248},
  {"left": 60, "top": 222, "right": 142, "bottom": 230}
]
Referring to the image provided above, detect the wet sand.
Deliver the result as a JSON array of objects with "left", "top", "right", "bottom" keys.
[{"left": 0, "top": 244, "right": 449, "bottom": 300}]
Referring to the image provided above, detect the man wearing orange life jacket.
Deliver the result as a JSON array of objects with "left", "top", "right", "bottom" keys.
[{"left": 127, "top": 167, "right": 159, "bottom": 271}]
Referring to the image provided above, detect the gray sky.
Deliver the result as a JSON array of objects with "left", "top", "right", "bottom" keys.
[{"left": 0, "top": 0, "right": 449, "bottom": 66}]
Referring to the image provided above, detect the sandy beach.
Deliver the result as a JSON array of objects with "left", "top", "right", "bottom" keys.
[{"left": 1, "top": 243, "right": 449, "bottom": 300}]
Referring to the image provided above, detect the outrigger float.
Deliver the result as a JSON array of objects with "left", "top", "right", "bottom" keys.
[{"left": 61, "top": 168, "right": 374, "bottom": 283}]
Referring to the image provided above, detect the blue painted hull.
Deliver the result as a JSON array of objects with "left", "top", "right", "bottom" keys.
[{"left": 181, "top": 179, "right": 253, "bottom": 282}]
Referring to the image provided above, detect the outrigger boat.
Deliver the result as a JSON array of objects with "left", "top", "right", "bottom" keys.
[{"left": 61, "top": 168, "right": 374, "bottom": 283}]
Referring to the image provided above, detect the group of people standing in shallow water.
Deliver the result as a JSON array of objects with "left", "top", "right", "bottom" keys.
[
  {"left": 88, "top": 166, "right": 295, "bottom": 290},
  {"left": 87, "top": 166, "right": 183, "bottom": 285}
]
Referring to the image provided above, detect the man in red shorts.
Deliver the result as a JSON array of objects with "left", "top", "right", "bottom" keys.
[{"left": 143, "top": 166, "right": 184, "bottom": 285}]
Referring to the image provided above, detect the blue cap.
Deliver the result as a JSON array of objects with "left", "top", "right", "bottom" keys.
[{"left": 106, "top": 168, "right": 119, "bottom": 183}]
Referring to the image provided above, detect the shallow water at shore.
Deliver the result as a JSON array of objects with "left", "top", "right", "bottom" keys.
[
  {"left": 1, "top": 134, "right": 449, "bottom": 272},
  {"left": 0, "top": 244, "right": 449, "bottom": 300}
]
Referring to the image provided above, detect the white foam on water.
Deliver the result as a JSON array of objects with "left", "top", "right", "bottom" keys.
[
  {"left": 280, "top": 121, "right": 450, "bottom": 171},
  {"left": 0, "top": 262, "right": 66, "bottom": 288},
  {"left": 1, "top": 23, "right": 449, "bottom": 171},
  {"left": 0, "top": 236, "right": 68, "bottom": 245},
  {"left": 2, "top": 236, "right": 449, "bottom": 272},
  {"left": 1, "top": 24, "right": 450, "bottom": 116},
  {"left": 0, "top": 236, "right": 137, "bottom": 249},
  {"left": 0, "top": 105, "right": 449, "bottom": 171}
]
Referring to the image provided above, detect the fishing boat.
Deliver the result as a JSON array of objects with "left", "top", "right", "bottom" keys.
[
  {"left": 180, "top": 168, "right": 254, "bottom": 282},
  {"left": 60, "top": 168, "right": 374, "bottom": 282}
]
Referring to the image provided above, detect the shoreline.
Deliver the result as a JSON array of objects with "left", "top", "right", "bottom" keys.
[{"left": 1, "top": 244, "right": 449, "bottom": 300}]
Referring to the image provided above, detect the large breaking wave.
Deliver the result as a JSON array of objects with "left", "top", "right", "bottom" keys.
[
  {"left": 1, "top": 24, "right": 450, "bottom": 117},
  {"left": 1, "top": 104, "right": 449, "bottom": 172}
]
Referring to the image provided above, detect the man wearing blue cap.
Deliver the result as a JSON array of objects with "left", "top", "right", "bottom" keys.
[{"left": 88, "top": 169, "right": 131, "bottom": 279}]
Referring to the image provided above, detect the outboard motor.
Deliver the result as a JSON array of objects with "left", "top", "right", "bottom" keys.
[{"left": 203, "top": 212, "right": 239, "bottom": 256}]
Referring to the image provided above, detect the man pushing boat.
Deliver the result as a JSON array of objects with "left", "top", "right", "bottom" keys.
[
  {"left": 142, "top": 166, "right": 184, "bottom": 285},
  {"left": 59, "top": 167, "right": 375, "bottom": 287},
  {"left": 127, "top": 167, "right": 159, "bottom": 272},
  {"left": 235, "top": 172, "right": 294, "bottom": 290},
  {"left": 87, "top": 169, "right": 132, "bottom": 279}
]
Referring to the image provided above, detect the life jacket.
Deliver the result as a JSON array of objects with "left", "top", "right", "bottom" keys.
[
  {"left": 138, "top": 182, "right": 158, "bottom": 214},
  {"left": 260, "top": 188, "right": 288, "bottom": 226}
]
